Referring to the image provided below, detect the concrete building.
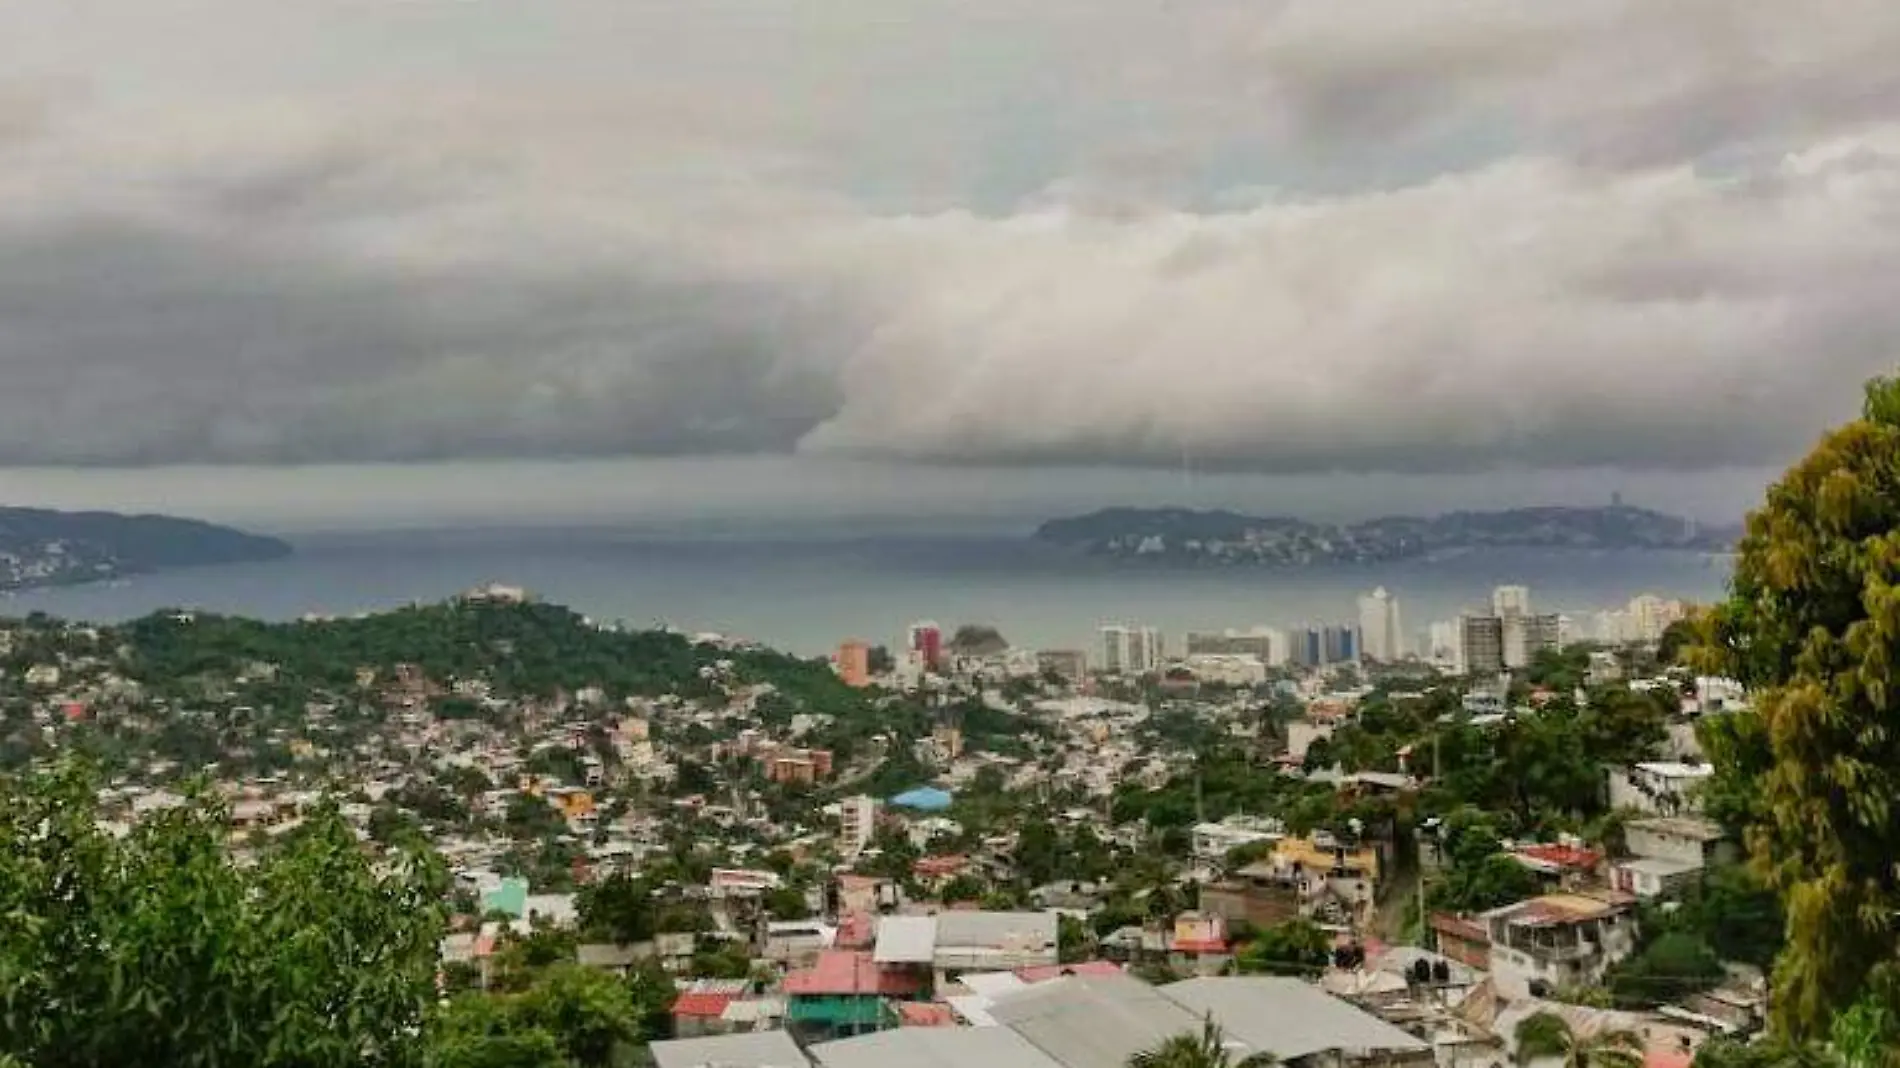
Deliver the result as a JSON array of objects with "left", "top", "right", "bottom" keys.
[
  {"left": 835, "top": 641, "right": 871, "bottom": 688},
  {"left": 1291, "top": 627, "right": 1325, "bottom": 668},
  {"left": 1493, "top": 585, "right": 1532, "bottom": 618},
  {"left": 908, "top": 622, "right": 944, "bottom": 673},
  {"left": 1607, "top": 761, "right": 1713, "bottom": 816},
  {"left": 1459, "top": 615, "right": 1505, "bottom": 676},
  {"left": 1425, "top": 620, "right": 1462, "bottom": 668},
  {"left": 1502, "top": 613, "right": 1562, "bottom": 669},
  {"left": 1611, "top": 816, "right": 1730, "bottom": 899},
  {"left": 1099, "top": 625, "right": 1165, "bottom": 676},
  {"left": 1191, "top": 815, "right": 1285, "bottom": 860},
  {"left": 839, "top": 794, "right": 879, "bottom": 857},
  {"left": 1357, "top": 587, "right": 1403, "bottom": 662},
  {"left": 1182, "top": 654, "right": 1267, "bottom": 686},
  {"left": 1322, "top": 624, "right": 1361, "bottom": 665},
  {"left": 1184, "top": 627, "right": 1286, "bottom": 665},
  {"left": 1482, "top": 891, "right": 1638, "bottom": 1000}
]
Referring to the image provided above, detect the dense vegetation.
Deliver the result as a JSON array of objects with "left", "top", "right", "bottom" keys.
[
  {"left": 1695, "top": 375, "right": 1900, "bottom": 1047},
  {"left": 0, "top": 764, "right": 669, "bottom": 1068}
]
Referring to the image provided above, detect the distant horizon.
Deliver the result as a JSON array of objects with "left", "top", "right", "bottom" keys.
[{"left": 0, "top": 457, "right": 1779, "bottom": 536}]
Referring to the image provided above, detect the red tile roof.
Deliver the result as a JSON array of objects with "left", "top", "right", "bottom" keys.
[
  {"left": 672, "top": 979, "right": 751, "bottom": 1018},
  {"left": 835, "top": 911, "right": 877, "bottom": 949},
  {"left": 672, "top": 992, "right": 741, "bottom": 1018},
  {"left": 1514, "top": 843, "right": 1603, "bottom": 871},
  {"left": 1429, "top": 913, "right": 1489, "bottom": 945},
  {"left": 1014, "top": 960, "right": 1123, "bottom": 984},
  {"left": 897, "top": 1002, "right": 957, "bottom": 1027},
  {"left": 913, "top": 855, "right": 968, "bottom": 878},
  {"left": 783, "top": 950, "right": 923, "bottom": 997}
]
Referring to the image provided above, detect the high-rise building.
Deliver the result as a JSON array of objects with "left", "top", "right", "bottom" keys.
[
  {"left": 1502, "top": 612, "right": 1563, "bottom": 668},
  {"left": 839, "top": 794, "right": 880, "bottom": 857},
  {"left": 1322, "top": 623, "right": 1361, "bottom": 664},
  {"left": 1460, "top": 614, "right": 1505, "bottom": 675},
  {"left": 836, "top": 640, "right": 871, "bottom": 688},
  {"left": 1627, "top": 594, "right": 1686, "bottom": 643},
  {"left": 907, "top": 621, "right": 944, "bottom": 672},
  {"left": 1131, "top": 627, "right": 1165, "bottom": 673},
  {"left": 1492, "top": 585, "right": 1532, "bottom": 619},
  {"left": 1289, "top": 627, "right": 1324, "bottom": 668},
  {"left": 1100, "top": 626, "right": 1130, "bottom": 675},
  {"left": 1100, "top": 625, "right": 1163, "bottom": 674},
  {"left": 1357, "top": 587, "right": 1402, "bottom": 661},
  {"left": 1184, "top": 627, "right": 1285, "bottom": 665},
  {"left": 1426, "top": 620, "right": 1462, "bottom": 667}
]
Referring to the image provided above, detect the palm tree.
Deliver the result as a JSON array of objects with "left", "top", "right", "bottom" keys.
[
  {"left": 1128, "top": 1015, "right": 1278, "bottom": 1068},
  {"left": 1512, "top": 1011, "right": 1643, "bottom": 1068}
]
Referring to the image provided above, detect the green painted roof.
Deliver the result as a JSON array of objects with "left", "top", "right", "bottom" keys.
[{"left": 482, "top": 878, "right": 530, "bottom": 918}]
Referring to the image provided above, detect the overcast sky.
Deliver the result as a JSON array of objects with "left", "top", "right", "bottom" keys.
[{"left": 2, "top": 1, "right": 1895, "bottom": 528}]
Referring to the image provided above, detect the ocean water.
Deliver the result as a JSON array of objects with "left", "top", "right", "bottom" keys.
[{"left": 0, "top": 527, "right": 1733, "bottom": 656}]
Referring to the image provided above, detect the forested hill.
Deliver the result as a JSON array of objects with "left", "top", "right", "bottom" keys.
[
  {"left": 1034, "top": 504, "right": 1738, "bottom": 565},
  {"left": 112, "top": 597, "right": 843, "bottom": 706},
  {"left": 0, "top": 506, "right": 290, "bottom": 591}
]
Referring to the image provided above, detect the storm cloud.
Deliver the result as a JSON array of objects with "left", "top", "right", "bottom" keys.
[{"left": 2, "top": 0, "right": 1898, "bottom": 474}]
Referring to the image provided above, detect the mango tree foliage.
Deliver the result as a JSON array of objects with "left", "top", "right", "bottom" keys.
[
  {"left": 1698, "top": 375, "right": 1900, "bottom": 1039},
  {"left": 0, "top": 763, "right": 447, "bottom": 1067}
]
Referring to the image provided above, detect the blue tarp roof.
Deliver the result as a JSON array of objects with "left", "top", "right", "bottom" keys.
[{"left": 889, "top": 787, "right": 954, "bottom": 811}]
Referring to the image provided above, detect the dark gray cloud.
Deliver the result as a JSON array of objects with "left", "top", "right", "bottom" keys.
[
  {"left": 1, "top": 0, "right": 1898, "bottom": 476},
  {"left": 0, "top": 214, "right": 842, "bottom": 464}
]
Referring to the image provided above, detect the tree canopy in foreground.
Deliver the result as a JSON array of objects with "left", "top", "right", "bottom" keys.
[{"left": 1699, "top": 375, "right": 1900, "bottom": 1042}]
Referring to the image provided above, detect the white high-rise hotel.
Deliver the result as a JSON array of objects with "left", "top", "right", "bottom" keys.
[
  {"left": 1357, "top": 587, "right": 1404, "bottom": 662},
  {"left": 1100, "top": 625, "right": 1165, "bottom": 675}
]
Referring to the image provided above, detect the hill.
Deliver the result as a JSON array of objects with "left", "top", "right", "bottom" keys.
[
  {"left": 0, "top": 506, "right": 291, "bottom": 591},
  {"left": 1033, "top": 504, "right": 1737, "bottom": 565}
]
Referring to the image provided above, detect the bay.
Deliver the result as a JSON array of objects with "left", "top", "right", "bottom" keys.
[{"left": 0, "top": 526, "right": 1732, "bottom": 657}]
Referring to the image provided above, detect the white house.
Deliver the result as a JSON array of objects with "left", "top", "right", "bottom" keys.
[
  {"left": 1612, "top": 816, "right": 1730, "bottom": 899},
  {"left": 1483, "top": 891, "right": 1639, "bottom": 1000},
  {"left": 1607, "top": 761, "right": 1712, "bottom": 816}
]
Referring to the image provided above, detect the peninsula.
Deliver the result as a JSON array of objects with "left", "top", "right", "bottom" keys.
[
  {"left": 1033, "top": 504, "right": 1737, "bottom": 565},
  {"left": 0, "top": 506, "right": 291, "bottom": 592}
]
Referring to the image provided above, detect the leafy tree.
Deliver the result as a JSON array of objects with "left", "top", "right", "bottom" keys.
[
  {"left": 1016, "top": 817, "right": 1062, "bottom": 888},
  {"left": 763, "top": 885, "right": 812, "bottom": 921},
  {"left": 1657, "top": 619, "right": 1697, "bottom": 666},
  {"left": 511, "top": 965, "right": 643, "bottom": 1067},
  {"left": 1692, "top": 1038, "right": 1840, "bottom": 1068},
  {"left": 427, "top": 965, "right": 641, "bottom": 1068},
  {"left": 1435, "top": 853, "right": 1543, "bottom": 914},
  {"left": 1696, "top": 375, "right": 1900, "bottom": 1038},
  {"left": 1511, "top": 1011, "right": 1642, "bottom": 1068},
  {"left": 577, "top": 872, "right": 656, "bottom": 945},
  {"left": 1058, "top": 915, "right": 1096, "bottom": 964},
  {"left": 0, "top": 763, "right": 446, "bottom": 1068},
  {"left": 1578, "top": 687, "right": 1669, "bottom": 769},
  {"left": 1127, "top": 1015, "right": 1277, "bottom": 1068},
  {"left": 426, "top": 996, "right": 568, "bottom": 1068},
  {"left": 1682, "top": 865, "right": 1783, "bottom": 971},
  {"left": 1235, "top": 920, "right": 1328, "bottom": 976},
  {"left": 1606, "top": 932, "right": 1724, "bottom": 1008},
  {"left": 940, "top": 874, "right": 986, "bottom": 903}
]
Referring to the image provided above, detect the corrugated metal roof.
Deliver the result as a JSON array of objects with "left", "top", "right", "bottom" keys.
[
  {"left": 872, "top": 915, "right": 938, "bottom": 964},
  {"left": 947, "top": 994, "right": 1000, "bottom": 1027},
  {"left": 988, "top": 974, "right": 1202, "bottom": 1068},
  {"left": 650, "top": 1030, "right": 809, "bottom": 1068},
  {"left": 935, "top": 911, "right": 1058, "bottom": 951},
  {"left": 812, "top": 1026, "right": 1068, "bottom": 1068},
  {"left": 1159, "top": 977, "right": 1428, "bottom": 1061}
]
